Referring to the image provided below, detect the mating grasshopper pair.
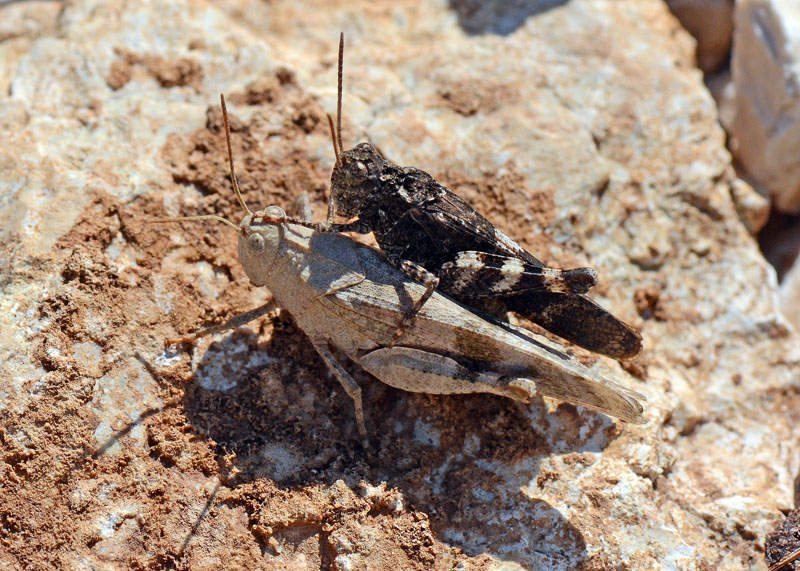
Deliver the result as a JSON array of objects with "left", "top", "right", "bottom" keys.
[{"left": 154, "top": 87, "right": 645, "bottom": 437}]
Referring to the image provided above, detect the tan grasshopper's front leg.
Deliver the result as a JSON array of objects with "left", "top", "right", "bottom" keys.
[
  {"left": 165, "top": 301, "right": 276, "bottom": 347},
  {"left": 311, "top": 340, "right": 367, "bottom": 438}
]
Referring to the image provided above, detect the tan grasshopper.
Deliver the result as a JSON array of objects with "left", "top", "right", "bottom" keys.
[{"left": 154, "top": 96, "right": 646, "bottom": 437}]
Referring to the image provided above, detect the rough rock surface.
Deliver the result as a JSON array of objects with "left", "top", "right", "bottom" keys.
[
  {"left": 1, "top": 1, "right": 799, "bottom": 569},
  {"left": 725, "top": 0, "right": 800, "bottom": 213}
]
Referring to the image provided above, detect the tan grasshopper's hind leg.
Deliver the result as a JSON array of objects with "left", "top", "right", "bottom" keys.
[
  {"left": 166, "top": 301, "right": 276, "bottom": 347},
  {"left": 359, "top": 346, "right": 535, "bottom": 402},
  {"left": 312, "top": 341, "right": 367, "bottom": 438},
  {"left": 360, "top": 346, "right": 645, "bottom": 423}
]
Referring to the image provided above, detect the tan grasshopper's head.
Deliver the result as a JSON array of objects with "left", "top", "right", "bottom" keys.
[{"left": 237, "top": 207, "right": 283, "bottom": 286}]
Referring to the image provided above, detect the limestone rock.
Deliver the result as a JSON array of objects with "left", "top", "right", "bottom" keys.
[
  {"left": 2, "top": 0, "right": 798, "bottom": 569},
  {"left": 725, "top": 0, "right": 800, "bottom": 213},
  {"left": 667, "top": 0, "right": 734, "bottom": 74}
]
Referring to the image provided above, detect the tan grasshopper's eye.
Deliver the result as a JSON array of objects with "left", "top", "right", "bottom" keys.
[{"left": 247, "top": 232, "right": 265, "bottom": 253}]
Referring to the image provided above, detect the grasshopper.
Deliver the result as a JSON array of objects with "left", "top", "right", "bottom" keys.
[
  {"left": 153, "top": 95, "right": 645, "bottom": 437},
  {"left": 298, "top": 34, "right": 642, "bottom": 360}
]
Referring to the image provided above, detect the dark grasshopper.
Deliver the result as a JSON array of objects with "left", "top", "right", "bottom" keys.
[{"left": 313, "top": 35, "right": 641, "bottom": 360}]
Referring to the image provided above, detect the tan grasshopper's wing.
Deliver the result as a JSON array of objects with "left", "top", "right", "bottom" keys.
[
  {"left": 527, "top": 365, "right": 645, "bottom": 423},
  {"left": 491, "top": 318, "right": 646, "bottom": 423},
  {"left": 303, "top": 240, "right": 431, "bottom": 344},
  {"left": 391, "top": 296, "right": 646, "bottom": 424}
]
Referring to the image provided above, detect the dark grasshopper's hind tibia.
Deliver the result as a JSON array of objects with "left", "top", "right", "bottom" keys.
[
  {"left": 563, "top": 268, "right": 598, "bottom": 295},
  {"left": 507, "top": 292, "right": 642, "bottom": 360}
]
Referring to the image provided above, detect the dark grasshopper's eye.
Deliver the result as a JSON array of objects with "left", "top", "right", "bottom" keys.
[{"left": 345, "top": 160, "right": 368, "bottom": 185}]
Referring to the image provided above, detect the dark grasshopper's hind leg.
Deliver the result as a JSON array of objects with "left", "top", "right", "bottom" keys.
[
  {"left": 385, "top": 255, "right": 440, "bottom": 347},
  {"left": 439, "top": 251, "right": 597, "bottom": 297},
  {"left": 507, "top": 292, "right": 642, "bottom": 360}
]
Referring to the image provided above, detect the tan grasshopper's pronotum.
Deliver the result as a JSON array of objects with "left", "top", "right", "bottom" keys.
[{"left": 153, "top": 95, "right": 646, "bottom": 438}]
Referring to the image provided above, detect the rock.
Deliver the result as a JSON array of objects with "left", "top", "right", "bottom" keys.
[
  {"left": 730, "top": 177, "right": 771, "bottom": 234},
  {"left": 2, "top": 0, "right": 799, "bottom": 569},
  {"left": 667, "top": 0, "right": 734, "bottom": 74},
  {"left": 781, "top": 249, "right": 800, "bottom": 331},
  {"left": 725, "top": 0, "right": 800, "bottom": 213}
]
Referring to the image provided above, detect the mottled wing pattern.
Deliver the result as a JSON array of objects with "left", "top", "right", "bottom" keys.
[
  {"left": 392, "top": 172, "right": 642, "bottom": 360},
  {"left": 507, "top": 292, "right": 643, "bottom": 360},
  {"left": 439, "top": 251, "right": 597, "bottom": 298},
  {"left": 407, "top": 183, "right": 544, "bottom": 267}
]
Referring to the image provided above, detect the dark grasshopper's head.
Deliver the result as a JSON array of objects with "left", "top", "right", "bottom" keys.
[{"left": 329, "top": 142, "right": 383, "bottom": 218}]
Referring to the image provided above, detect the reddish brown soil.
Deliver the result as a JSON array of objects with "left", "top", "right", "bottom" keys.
[{"left": 1, "top": 73, "right": 612, "bottom": 570}]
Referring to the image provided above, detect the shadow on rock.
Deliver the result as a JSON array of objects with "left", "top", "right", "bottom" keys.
[
  {"left": 448, "top": 0, "right": 568, "bottom": 36},
  {"left": 174, "top": 313, "right": 629, "bottom": 566}
]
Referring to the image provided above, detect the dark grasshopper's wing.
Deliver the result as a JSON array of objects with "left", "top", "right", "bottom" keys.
[
  {"left": 437, "top": 250, "right": 641, "bottom": 358},
  {"left": 402, "top": 178, "right": 641, "bottom": 359},
  {"left": 506, "top": 292, "right": 642, "bottom": 360},
  {"left": 406, "top": 181, "right": 546, "bottom": 267}
]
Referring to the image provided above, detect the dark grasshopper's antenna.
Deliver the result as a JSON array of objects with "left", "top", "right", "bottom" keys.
[
  {"left": 325, "top": 33, "right": 345, "bottom": 161},
  {"left": 325, "top": 32, "right": 346, "bottom": 223},
  {"left": 336, "top": 32, "right": 344, "bottom": 155},
  {"left": 150, "top": 94, "right": 252, "bottom": 230}
]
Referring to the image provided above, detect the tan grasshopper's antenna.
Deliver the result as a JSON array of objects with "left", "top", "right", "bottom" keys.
[
  {"left": 150, "top": 212, "right": 239, "bottom": 230},
  {"left": 220, "top": 93, "right": 252, "bottom": 215},
  {"left": 150, "top": 94, "right": 251, "bottom": 231}
]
